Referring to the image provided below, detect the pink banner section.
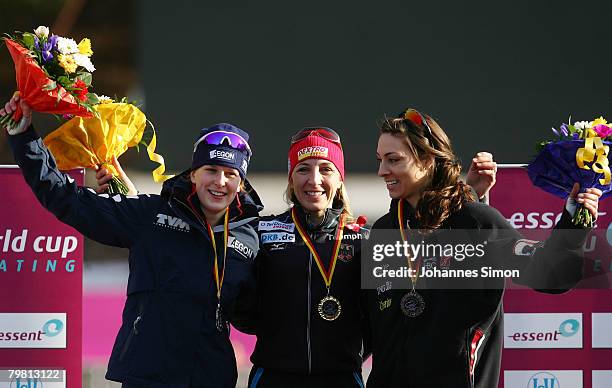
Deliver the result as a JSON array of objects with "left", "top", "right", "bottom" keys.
[
  {"left": 490, "top": 166, "right": 612, "bottom": 388},
  {"left": 0, "top": 166, "right": 84, "bottom": 388}
]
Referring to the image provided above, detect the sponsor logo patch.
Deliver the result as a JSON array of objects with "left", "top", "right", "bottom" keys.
[
  {"left": 155, "top": 214, "right": 191, "bottom": 232},
  {"left": 209, "top": 150, "right": 236, "bottom": 161},
  {"left": 268, "top": 243, "right": 286, "bottom": 251},
  {"left": 261, "top": 232, "right": 295, "bottom": 244},
  {"left": 228, "top": 236, "right": 254, "bottom": 259},
  {"left": 297, "top": 146, "right": 328, "bottom": 161},
  {"left": 258, "top": 220, "right": 295, "bottom": 232},
  {"left": 513, "top": 239, "right": 544, "bottom": 256},
  {"left": 338, "top": 243, "right": 354, "bottom": 262}
]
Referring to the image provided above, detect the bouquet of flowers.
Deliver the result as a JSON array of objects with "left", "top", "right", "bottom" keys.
[
  {"left": 0, "top": 26, "right": 98, "bottom": 130},
  {"left": 528, "top": 117, "right": 611, "bottom": 227},
  {"left": 43, "top": 97, "right": 173, "bottom": 194}
]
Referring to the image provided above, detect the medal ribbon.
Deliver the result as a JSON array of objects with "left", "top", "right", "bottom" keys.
[
  {"left": 206, "top": 209, "right": 230, "bottom": 300},
  {"left": 398, "top": 200, "right": 421, "bottom": 288},
  {"left": 291, "top": 208, "right": 346, "bottom": 288}
]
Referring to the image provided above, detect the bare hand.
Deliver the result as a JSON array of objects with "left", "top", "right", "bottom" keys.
[
  {"left": 466, "top": 152, "right": 497, "bottom": 199},
  {"left": 95, "top": 156, "right": 138, "bottom": 195},
  {"left": 1, "top": 92, "right": 32, "bottom": 134},
  {"left": 568, "top": 183, "right": 602, "bottom": 219}
]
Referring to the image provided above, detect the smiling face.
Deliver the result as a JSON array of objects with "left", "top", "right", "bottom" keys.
[
  {"left": 376, "top": 133, "right": 433, "bottom": 206},
  {"left": 289, "top": 159, "right": 342, "bottom": 216},
  {"left": 190, "top": 164, "right": 241, "bottom": 222}
]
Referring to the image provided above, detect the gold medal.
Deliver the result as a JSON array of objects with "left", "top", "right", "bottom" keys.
[
  {"left": 318, "top": 294, "right": 342, "bottom": 321},
  {"left": 292, "top": 208, "right": 346, "bottom": 322}
]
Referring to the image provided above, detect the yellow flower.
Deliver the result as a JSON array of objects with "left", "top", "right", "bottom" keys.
[
  {"left": 58, "top": 54, "right": 78, "bottom": 73},
  {"left": 77, "top": 38, "right": 93, "bottom": 57},
  {"left": 590, "top": 116, "right": 608, "bottom": 127}
]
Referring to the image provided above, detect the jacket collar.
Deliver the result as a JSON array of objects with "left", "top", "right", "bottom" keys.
[
  {"left": 389, "top": 198, "right": 418, "bottom": 229},
  {"left": 292, "top": 203, "right": 343, "bottom": 233}
]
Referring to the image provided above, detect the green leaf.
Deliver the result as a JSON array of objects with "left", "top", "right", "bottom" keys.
[
  {"left": 22, "top": 33, "right": 35, "bottom": 49},
  {"left": 55, "top": 88, "right": 64, "bottom": 106},
  {"left": 42, "top": 80, "right": 57, "bottom": 91},
  {"left": 86, "top": 93, "right": 99, "bottom": 105},
  {"left": 77, "top": 72, "right": 92, "bottom": 86},
  {"left": 57, "top": 76, "right": 71, "bottom": 88}
]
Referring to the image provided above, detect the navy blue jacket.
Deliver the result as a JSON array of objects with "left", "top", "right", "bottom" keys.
[{"left": 9, "top": 128, "right": 262, "bottom": 388}]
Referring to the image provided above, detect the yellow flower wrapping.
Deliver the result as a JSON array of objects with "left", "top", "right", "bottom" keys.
[{"left": 43, "top": 102, "right": 173, "bottom": 183}]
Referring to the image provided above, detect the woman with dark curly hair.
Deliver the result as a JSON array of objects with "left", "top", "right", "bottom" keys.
[{"left": 364, "top": 109, "right": 602, "bottom": 388}]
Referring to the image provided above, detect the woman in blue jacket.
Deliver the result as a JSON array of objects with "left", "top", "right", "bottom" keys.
[{"left": 2, "top": 93, "right": 262, "bottom": 388}]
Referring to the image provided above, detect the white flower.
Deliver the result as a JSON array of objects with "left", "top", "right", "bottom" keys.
[
  {"left": 574, "top": 121, "right": 592, "bottom": 130},
  {"left": 56, "top": 37, "right": 79, "bottom": 54},
  {"left": 34, "top": 26, "right": 49, "bottom": 39},
  {"left": 95, "top": 94, "right": 113, "bottom": 103},
  {"left": 73, "top": 53, "right": 96, "bottom": 72}
]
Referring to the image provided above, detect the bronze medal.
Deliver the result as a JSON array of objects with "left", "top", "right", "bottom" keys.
[
  {"left": 398, "top": 201, "right": 426, "bottom": 317},
  {"left": 215, "top": 303, "right": 228, "bottom": 332},
  {"left": 400, "top": 290, "right": 425, "bottom": 317}
]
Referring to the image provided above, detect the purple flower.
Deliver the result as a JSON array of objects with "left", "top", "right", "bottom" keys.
[
  {"left": 41, "top": 41, "right": 53, "bottom": 62},
  {"left": 560, "top": 123, "right": 569, "bottom": 136},
  {"left": 33, "top": 36, "right": 40, "bottom": 51},
  {"left": 48, "top": 34, "right": 59, "bottom": 51},
  {"left": 551, "top": 127, "right": 560, "bottom": 136},
  {"left": 572, "top": 133, "right": 580, "bottom": 140}
]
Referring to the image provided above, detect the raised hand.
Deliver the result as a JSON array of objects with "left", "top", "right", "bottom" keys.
[
  {"left": 95, "top": 156, "right": 138, "bottom": 195},
  {"left": 1, "top": 92, "right": 32, "bottom": 135},
  {"left": 466, "top": 151, "right": 497, "bottom": 199},
  {"left": 567, "top": 182, "right": 602, "bottom": 219}
]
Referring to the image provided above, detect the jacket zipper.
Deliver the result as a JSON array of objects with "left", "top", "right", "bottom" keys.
[
  {"left": 307, "top": 247, "right": 313, "bottom": 374},
  {"left": 170, "top": 200, "right": 208, "bottom": 233},
  {"left": 119, "top": 306, "right": 144, "bottom": 361}
]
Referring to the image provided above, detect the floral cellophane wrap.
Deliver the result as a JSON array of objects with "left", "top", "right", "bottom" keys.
[
  {"left": 5, "top": 38, "right": 93, "bottom": 122},
  {"left": 43, "top": 102, "right": 172, "bottom": 183}
]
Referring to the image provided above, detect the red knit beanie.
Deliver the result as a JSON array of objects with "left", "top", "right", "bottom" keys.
[{"left": 288, "top": 128, "right": 345, "bottom": 180}]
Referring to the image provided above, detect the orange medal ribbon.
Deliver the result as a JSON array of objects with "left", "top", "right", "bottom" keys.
[
  {"left": 398, "top": 200, "right": 421, "bottom": 287},
  {"left": 206, "top": 209, "right": 230, "bottom": 301}
]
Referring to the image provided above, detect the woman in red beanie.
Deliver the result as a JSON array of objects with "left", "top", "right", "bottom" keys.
[{"left": 246, "top": 126, "right": 496, "bottom": 388}]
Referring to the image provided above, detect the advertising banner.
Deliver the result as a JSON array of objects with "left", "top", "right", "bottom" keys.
[
  {"left": 490, "top": 165, "right": 612, "bottom": 388},
  {"left": 0, "top": 166, "right": 83, "bottom": 388}
]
